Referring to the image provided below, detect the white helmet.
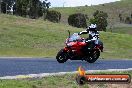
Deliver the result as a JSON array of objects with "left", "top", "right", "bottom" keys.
[{"left": 88, "top": 24, "right": 97, "bottom": 31}]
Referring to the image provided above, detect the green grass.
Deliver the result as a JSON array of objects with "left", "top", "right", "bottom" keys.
[
  {"left": 0, "top": 14, "right": 80, "bottom": 57},
  {"left": 0, "top": 75, "right": 80, "bottom": 88},
  {"left": 108, "top": 26, "right": 132, "bottom": 35},
  {"left": 0, "top": 14, "right": 132, "bottom": 59},
  {"left": 100, "top": 32, "right": 132, "bottom": 59},
  {"left": 0, "top": 71, "right": 132, "bottom": 88}
]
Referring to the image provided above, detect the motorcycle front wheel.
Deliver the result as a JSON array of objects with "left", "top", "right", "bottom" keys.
[
  {"left": 86, "top": 50, "right": 100, "bottom": 63},
  {"left": 56, "top": 49, "right": 68, "bottom": 63}
]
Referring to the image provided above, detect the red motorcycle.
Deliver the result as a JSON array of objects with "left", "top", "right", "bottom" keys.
[{"left": 56, "top": 30, "right": 103, "bottom": 63}]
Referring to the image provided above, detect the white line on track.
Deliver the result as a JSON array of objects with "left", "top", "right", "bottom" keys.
[{"left": 0, "top": 68, "right": 132, "bottom": 79}]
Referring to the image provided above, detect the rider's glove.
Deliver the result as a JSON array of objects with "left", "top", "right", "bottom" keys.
[{"left": 78, "top": 32, "right": 82, "bottom": 35}]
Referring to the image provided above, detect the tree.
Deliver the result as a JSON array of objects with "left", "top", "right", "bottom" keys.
[
  {"left": 1, "top": 0, "right": 15, "bottom": 14},
  {"left": 15, "top": 0, "right": 43, "bottom": 18},
  {"left": 0, "top": 0, "right": 2, "bottom": 13},
  {"left": 28, "top": 0, "right": 39, "bottom": 18},
  {"left": 68, "top": 13, "right": 88, "bottom": 28},
  {"left": 13, "top": 3, "right": 16, "bottom": 15},
  {"left": 15, "top": 0, "right": 22, "bottom": 16},
  {"left": 37, "top": 1, "right": 43, "bottom": 17},
  {"left": 1, "top": 1, "right": 6, "bottom": 13},
  {"left": 46, "top": 10, "right": 61, "bottom": 23},
  {"left": 90, "top": 10, "right": 108, "bottom": 31},
  {"left": 2, "top": 0, "right": 51, "bottom": 19},
  {"left": 28, "top": 0, "right": 50, "bottom": 19},
  {"left": 42, "top": 0, "right": 51, "bottom": 20},
  {"left": 16, "top": 0, "right": 29, "bottom": 17}
]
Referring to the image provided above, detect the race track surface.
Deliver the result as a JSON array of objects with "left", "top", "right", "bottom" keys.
[{"left": 0, "top": 58, "right": 132, "bottom": 77}]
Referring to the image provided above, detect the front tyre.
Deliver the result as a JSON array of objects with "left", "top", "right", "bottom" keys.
[
  {"left": 86, "top": 50, "right": 100, "bottom": 63},
  {"left": 56, "top": 49, "right": 68, "bottom": 63}
]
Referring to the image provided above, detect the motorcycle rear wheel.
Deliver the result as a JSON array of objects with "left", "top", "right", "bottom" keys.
[
  {"left": 86, "top": 50, "right": 100, "bottom": 63},
  {"left": 56, "top": 49, "right": 68, "bottom": 63}
]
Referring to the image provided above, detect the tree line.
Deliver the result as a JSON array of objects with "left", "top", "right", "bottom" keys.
[
  {"left": 0, "top": 0, "right": 61, "bottom": 22},
  {"left": 119, "top": 13, "right": 132, "bottom": 24},
  {"left": 0, "top": 0, "right": 108, "bottom": 31},
  {"left": 0, "top": 0, "right": 50, "bottom": 18},
  {"left": 68, "top": 10, "right": 108, "bottom": 31}
]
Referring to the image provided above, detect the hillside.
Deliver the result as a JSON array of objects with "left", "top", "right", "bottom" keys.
[
  {"left": 0, "top": 14, "right": 132, "bottom": 59},
  {"left": 52, "top": 0, "right": 132, "bottom": 29}
]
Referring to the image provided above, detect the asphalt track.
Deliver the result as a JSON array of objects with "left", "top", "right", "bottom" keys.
[{"left": 0, "top": 58, "right": 132, "bottom": 77}]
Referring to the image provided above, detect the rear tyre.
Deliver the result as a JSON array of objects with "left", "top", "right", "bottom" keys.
[
  {"left": 86, "top": 50, "right": 100, "bottom": 63},
  {"left": 56, "top": 49, "right": 68, "bottom": 63}
]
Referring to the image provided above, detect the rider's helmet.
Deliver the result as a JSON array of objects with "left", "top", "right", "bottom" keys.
[{"left": 88, "top": 24, "right": 97, "bottom": 32}]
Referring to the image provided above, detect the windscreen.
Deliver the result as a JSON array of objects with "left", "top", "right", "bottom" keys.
[{"left": 68, "top": 33, "right": 81, "bottom": 42}]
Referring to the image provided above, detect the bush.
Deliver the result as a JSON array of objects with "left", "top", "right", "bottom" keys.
[
  {"left": 125, "top": 17, "right": 131, "bottom": 24},
  {"left": 119, "top": 13, "right": 124, "bottom": 22},
  {"left": 46, "top": 10, "right": 61, "bottom": 23},
  {"left": 68, "top": 13, "right": 87, "bottom": 28}
]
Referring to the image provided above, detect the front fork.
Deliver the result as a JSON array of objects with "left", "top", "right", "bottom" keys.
[{"left": 63, "top": 47, "right": 73, "bottom": 59}]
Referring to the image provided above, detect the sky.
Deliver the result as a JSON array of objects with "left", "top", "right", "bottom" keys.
[{"left": 45, "top": 0, "right": 121, "bottom": 7}]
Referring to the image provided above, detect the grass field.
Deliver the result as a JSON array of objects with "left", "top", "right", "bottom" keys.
[
  {"left": 108, "top": 26, "right": 132, "bottom": 35},
  {"left": 0, "top": 71, "right": 132, "bottom": 88},
  {"left": 0, "top": 14, "right": 132, "bottom": 59},
  {"left": 0, "top": 14, "right": 80, "bottom": 57}
]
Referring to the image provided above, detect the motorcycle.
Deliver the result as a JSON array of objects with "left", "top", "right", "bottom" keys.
[{"left": 56, "top": 30, "right": 103, "bottom": 63}]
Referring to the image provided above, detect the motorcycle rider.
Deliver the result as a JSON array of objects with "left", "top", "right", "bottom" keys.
[{"left": 78, "top": 24, "right": 99, "bottom": 51}]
